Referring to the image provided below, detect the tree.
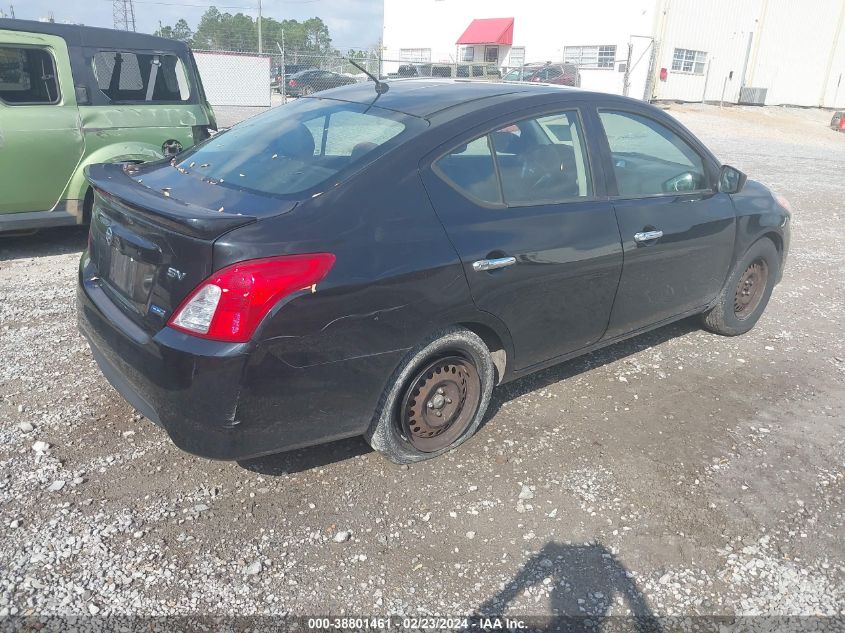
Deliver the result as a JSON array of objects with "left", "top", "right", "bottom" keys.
[
  {"left": 157, "top": 8, "right": 337, "bottom": 57},
  {"left": 154, "top": 18, "right": 193, "bottom": 44}
]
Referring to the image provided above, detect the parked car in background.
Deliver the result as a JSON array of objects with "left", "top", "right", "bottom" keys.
[
  {"left": 831, "top": 111, "right": 845, "bottom": 131},
  {"left": 0, "top": 19, "right": 215, "bottom": 232},
  {"left": 272, "top": 63, "right": 314, "bottom": 91},
  {"left": 79, "top": 79, "right": 790, "bottom": 466},
  {"left": 504, "top": 62, "right": 581, "bottom": 87},
  {"left": 455, "top": 63, "right": 502, "bottom": 80},
  {"left": 284, "top": 69, "right": 357, "bottom": 96},
  {"left": 388, "top": 63, "right": 455, "bottom": 79}
]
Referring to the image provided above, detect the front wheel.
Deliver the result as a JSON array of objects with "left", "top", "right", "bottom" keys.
[
  {"left": 365, "top": 328, "right": 495, "bottom": 464},
  {"left": 701, "top": 238, "right": 780, "bottom": 336}
]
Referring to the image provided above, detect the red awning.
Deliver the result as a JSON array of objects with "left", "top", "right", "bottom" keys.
[{"left": 456, "top": 18, "right": 514, "bottom": 46}]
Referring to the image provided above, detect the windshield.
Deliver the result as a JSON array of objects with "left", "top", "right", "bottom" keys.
[{"left": 176, "top": 98, "right": 424, "bottom": 197}]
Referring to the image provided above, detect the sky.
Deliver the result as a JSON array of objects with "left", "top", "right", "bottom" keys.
[{"left": 6, "top": 0, "right": 384, "bottom": 50}]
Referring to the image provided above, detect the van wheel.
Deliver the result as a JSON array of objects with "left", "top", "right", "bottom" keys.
[
  {"left": 701, "top": 238, "right": 780, "bottom": 336},
  {"left": 365, "top": 328, "right": 494, "bottom": 464}
]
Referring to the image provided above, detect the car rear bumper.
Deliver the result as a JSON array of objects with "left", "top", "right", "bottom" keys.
[{"left": 77, "top": 255, "right": 404, "bottom": 460}]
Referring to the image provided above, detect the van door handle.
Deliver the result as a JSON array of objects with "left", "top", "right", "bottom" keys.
[
  {"left": 634, "top": 230, "right": 663, "bottom": 243},
  {"left": 472, "top": 256, "right": 517, "bottom": 272}
]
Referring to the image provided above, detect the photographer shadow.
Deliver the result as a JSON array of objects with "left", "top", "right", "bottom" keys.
[{"left": 475, "top": 542, "right": 662, "bottom": 633}]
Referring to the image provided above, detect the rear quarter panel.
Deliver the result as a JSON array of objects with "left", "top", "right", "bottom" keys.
[{"left": 211, "top": 151, "right": 510, "bottom": 436}]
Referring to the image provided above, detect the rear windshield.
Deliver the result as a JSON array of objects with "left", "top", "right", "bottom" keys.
[{"left": 176, "top": 98, "right": 424, "bottom": 197}]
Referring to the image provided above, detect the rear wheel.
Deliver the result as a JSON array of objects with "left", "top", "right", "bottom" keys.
[
  {"left": 365, "top": 328, "right": 494, "bottom": 464},
  {"left": 302, "top": 85, "right": 314, "bottom": 96},
  {"left": 701, "top": 238, "right": 780, "bottom": 336}
]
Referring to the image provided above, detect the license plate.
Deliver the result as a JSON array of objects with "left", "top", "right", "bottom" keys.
[{"left": 107, "top": 249, "right": 156, "bottom": 305}]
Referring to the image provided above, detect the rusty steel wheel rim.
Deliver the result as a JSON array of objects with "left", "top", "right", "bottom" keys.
[
  {"left": 734, "top": 257, "right": 769, "bottom": 320},
  {"left": 399, "top": 355, "right": 482, "bottom": 453}
]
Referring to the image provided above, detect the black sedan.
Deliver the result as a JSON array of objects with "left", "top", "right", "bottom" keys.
[
  {"left": 283, "top": 69, "right": 357, "bottom": 96},
  {"left": 78, "top": 80, "right": 791, "bottom": 464}
]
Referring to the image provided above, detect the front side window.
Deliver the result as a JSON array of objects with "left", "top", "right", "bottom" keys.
[
  {"left": 177, "top": 98, "right": 418, "bottom": 197},
  {"left": 0, "top": 46, "right": 59, "bottom": 104},
  {"left": 671, "top": 48, "right": 707, "bottom": 74},
  {"left": 492, "top": 111, "right": 592, "bottom": 205},
  {"left": 599, "top": 110, "right": 708, "bottom": 197},
  {"left": 93, "top": 51, "right": 190, "bottom": 103}
]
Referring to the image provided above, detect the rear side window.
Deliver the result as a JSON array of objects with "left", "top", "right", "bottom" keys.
[
  {"left": 0, "top": 47, "right": 59, "bottom": 104},
  {"left": 434, "top": 136, "right": 501, "bottom": 205},
  {"left": 176, "top": 98, "right": 418, "bottom": 197},
  {"left": 434, "top": 110, "right": 592, "bottom": 207},
  {"left": 93, "top": 51, "right": 190, "bottom": 103},
  {"left": 599, "top": 110, "right": 708, "bottom": 196},
  {"left": 492, "top": 112, "right": 592, "bottom": 205}
]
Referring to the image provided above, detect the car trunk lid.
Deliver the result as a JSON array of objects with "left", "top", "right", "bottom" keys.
[{"left": 85, "top": 162, "right": 296, "bottom": 333}]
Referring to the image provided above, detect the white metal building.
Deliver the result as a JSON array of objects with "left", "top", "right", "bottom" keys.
[{"left": 382, "top": 0, "right": 845, "bottom": 107}]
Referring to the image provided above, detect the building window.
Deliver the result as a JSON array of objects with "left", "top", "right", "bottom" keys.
[
  {"left": 671, "top": 48, "right": 707, "bottom": 74},
  {"left": 485, "top": 45, "right": 499, "bottom": 64},
  {"left": 509, "top": 46, "right": 525, "bottom": 67},
  {"left": 563, "top": 45, "right": 616, "bottom": 69},
  {"left": 462, "top": 47, "right": 474, "bottom": 62},
  {"left": 399, "top": 48, "right": 431, "bottom": 63}
]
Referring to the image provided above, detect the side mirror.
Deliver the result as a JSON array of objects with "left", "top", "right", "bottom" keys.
[
  {"left": 74, "top": 85, "right": 90, "bottom": 105},
  {"left": 719, "top": 165, "right": 747, "bottom": 194}
]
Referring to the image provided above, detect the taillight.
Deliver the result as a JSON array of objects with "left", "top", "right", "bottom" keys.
[
  {"left": 288, "top": 79, "right": 297, "bottom": 87},
  {"left": 839, "top": 117, "right": 845, "bottom": 130},
  {"left": 168, "top": 253, "right": 335, "bottom": 343}
]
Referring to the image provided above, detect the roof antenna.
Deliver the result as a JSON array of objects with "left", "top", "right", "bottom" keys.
[{"left": 347, "top": 58, "right": 388, "bottom": 95}]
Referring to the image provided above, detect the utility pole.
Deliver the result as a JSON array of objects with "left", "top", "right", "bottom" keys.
[
  {"left": 257, "top": 0, "right": 263, "bottom": 54},
  {"left": 9, "top": 5, "right": 15, "bottom": 19},
  {"left": 113, "top": 0, "right": 136, "bottom": 32}
]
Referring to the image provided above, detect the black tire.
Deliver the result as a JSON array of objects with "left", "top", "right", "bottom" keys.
[
  {"left": 365, "top": 327, "right": 495, "bottom": 464},
  {"left": 82, "top": 187, "right": 95, "bottom": 224},
  {"left": 701, "top": 238, "right": 780, "bottom": 336}
]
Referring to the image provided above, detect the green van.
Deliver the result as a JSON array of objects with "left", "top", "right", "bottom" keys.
[{"left": 0, "top": 19, "right": 216, "bottom": 231}]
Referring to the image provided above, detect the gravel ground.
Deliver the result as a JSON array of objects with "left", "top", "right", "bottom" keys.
[{"left": 0, "top": 104, "right": 843, "bottom": 623}]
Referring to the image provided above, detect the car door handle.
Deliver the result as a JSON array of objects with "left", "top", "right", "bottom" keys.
[
  {"left": 472, "top": 256, "right": 517, "bottom": 272},
  {"left": 634, "top": 230, "right": 664, "bottom": 243}
]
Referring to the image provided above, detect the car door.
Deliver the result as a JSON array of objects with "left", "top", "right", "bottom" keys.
[
  {"left": 594, "top": 106, "right": 736, "bottom": 339},
  {"left": 0, "top": 32, "right": 84, "bottom": 214},
  {"left": 421, "top": 107, "right": 623, "bottom": 371}
]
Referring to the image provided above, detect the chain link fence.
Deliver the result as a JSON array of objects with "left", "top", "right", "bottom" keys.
[{"left": 193, "top": 47, "right": 660, "bottom": 129}]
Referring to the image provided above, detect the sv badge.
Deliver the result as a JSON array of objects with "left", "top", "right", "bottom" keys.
[{"left": 166, "top": 267, "right": 187, "bottom": 281}]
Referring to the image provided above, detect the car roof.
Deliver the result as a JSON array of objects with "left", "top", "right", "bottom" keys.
[
  {"left": 319, "top": 78, "right": 584, "bottom": 117},
  {"left": 0, "top": 18, "right": 190, "bottom": 52}
]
